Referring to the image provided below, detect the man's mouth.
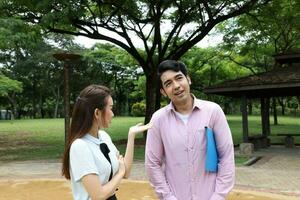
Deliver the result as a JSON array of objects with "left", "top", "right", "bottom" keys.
[{"left": 174, "top": 90, "right": 184, "bottom": 96}]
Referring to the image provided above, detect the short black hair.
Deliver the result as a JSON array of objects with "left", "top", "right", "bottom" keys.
[{"left": 157, "top": 60, "right": 188, "bottom": 88}]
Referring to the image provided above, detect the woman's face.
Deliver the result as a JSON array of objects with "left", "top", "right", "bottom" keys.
[{"left": 101, "top": 96, "right": 114, "bottom": 128}]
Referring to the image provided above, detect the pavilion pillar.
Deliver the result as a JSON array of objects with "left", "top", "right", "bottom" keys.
[
  {"left": 241, "top": 95, "right": 249, "bottom": 142},
  {"left": 261, "top": 97, "right": 271, "bottom": 137}
]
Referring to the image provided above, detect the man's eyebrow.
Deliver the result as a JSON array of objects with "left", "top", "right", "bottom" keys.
[
  {"left": 175, "top": 74, "right": 183, "bottom": 78},
  {"left": 163, "top": 79, "right": 171, "bottom": 86}
]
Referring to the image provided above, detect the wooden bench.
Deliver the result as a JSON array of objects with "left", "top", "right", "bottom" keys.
[
  {"left": 248, "top": 135, "right": 270, "bottom": 149},
  {"left": 276, "top": 134, "right": 300, "bottom": 148}
]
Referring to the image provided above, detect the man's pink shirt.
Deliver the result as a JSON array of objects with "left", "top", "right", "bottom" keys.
[{"left": 145, "top": 98, "right": 235, "bottom": 200}]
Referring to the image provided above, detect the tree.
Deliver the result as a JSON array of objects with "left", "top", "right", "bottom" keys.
[
  {"left": 181, "top": 46, "right": 251, "bottom": 113},
  {"left": 218, "top": 0, "right": 300, "bottom": 122},
  {"left": 0, "top": 74, "right": 23, "bottom": 119},
  {"left": 0, "top": 17, "right": 84, "bottom": 118},
  {"left": 1, "top": 0, "right": 270, "bottom": 123},
  {"left": 219, "top": 0, "right": 300, "bottom": 71},
  {"left": 82, "top": 43, "right": 138, "bottom": 115}
]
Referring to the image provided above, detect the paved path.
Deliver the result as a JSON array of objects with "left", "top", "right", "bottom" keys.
[
  {"left": 0, "top": 146, "right": 300, "bottom": 198},
  {"left": 235, "top": 146, "right": 300, "bottom": 197}
]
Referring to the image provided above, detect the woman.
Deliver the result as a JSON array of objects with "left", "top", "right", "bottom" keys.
[{"left": 62, "top": 84, "right": 151, "bottom": 200}]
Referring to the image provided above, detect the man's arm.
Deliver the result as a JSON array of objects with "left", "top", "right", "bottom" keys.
[
  {"left": 210, "top": 105, "right": 235, "bottom": 200},
  {"left": 145, "top": 124, "right": 178, "bottom": 200}
]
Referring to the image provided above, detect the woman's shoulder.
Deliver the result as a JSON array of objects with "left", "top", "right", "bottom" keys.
[
  {"left": 70, "top": 138, "right": 89, "bottom": 150},
  {"left": 98, "top": 130, "right": 112, "bottom": 141}
]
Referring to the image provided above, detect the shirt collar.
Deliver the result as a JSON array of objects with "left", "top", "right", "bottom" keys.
[
  {"left": 83, "top": 132, "right": 101, "bottom": 145},
  {"left": 166, "top": 94, "right": 203, "bottom": 112}
]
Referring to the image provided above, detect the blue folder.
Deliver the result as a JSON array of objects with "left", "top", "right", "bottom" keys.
[{"left": 205, "top": 127, "right": 218, "bottom": 172}]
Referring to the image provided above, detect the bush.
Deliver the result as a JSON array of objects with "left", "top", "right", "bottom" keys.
[{"left": 131, "top": 102, "right": 146, "bottom": 116}]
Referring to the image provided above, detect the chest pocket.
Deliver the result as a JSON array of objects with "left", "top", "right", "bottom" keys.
[{"left": 196, "top": 128, "right": 206, "bottom": 151}]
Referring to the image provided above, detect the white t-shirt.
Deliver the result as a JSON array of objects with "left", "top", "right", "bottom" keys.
[
  {"left": 174, "top": 110, "right": 190, "bottom": 125},
  {"left": 69, "top": 130, "right": 119, "bottom": 200}
]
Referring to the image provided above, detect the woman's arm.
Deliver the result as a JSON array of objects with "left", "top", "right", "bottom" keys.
[
  {"left": 82, "top": 155, "right": 126, "bottom": 200},
  {"left": 123, "top": 123, "right": 152, "bottom": 178}
]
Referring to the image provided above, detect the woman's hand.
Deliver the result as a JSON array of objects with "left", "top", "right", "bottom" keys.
[{"left": 128, "top": 122, "right": 153, "bottom": 137}]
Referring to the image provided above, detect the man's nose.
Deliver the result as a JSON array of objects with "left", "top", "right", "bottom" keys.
[{"left": 173, "top": 81, "right": 180, "bottom": 90}]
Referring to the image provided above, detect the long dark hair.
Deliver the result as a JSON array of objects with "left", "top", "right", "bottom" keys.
[{"left": 62, "top": 84, "right": 111, "bottom": 179}]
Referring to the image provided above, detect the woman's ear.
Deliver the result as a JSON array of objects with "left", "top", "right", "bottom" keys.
[{"left": 94, "top": 108, "right": 101, "bottom": 120}]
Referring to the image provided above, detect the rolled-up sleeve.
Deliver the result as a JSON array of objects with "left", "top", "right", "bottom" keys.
[
  {"left": 210, "top": 105, "right": 235, "bottom": 200},
  {"left": 145, "top": 121, "right": 177, "bottom": 200}
]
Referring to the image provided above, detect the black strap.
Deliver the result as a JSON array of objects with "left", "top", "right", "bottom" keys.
[
  {"left": 106, "top": 194, "right": 117, "bottom": 200},
  {"left": 100, "top": 143, "right": 113, "bottom": 181}
]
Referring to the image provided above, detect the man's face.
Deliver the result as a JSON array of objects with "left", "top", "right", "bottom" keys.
[{"left": 160, "top": 70, "right": 191, "bottom": 105}]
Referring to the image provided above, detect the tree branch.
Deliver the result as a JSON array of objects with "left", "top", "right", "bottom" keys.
[
  {"left": 225, "top": 55, "right": 257, "bottom": 74},
  {"left": 170, "top": 0, "right": 266, "bottom": 59}
]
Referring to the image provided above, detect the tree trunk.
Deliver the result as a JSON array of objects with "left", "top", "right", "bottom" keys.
[
  {"left": 248, "top": 100, "right": 252, "bottom": 115},
  {"left": 32, "top": 83, "right": 37, "bottom": 118},
  {"left": 224, "top": 102, "right": 230, "bottom": 114},
  {"left": 155, "top": 87, "right": 161, "bottom": 110},
  {"left": 38, "top": 94, "right": 43, "bottom": 118},
  {"left": 144, "top": 72, "right": 159, "bottom": 139},
  {"left": 32, "top": 97, "right": 36, "bottom": 118},
  {"left": 7, "top": 93, "right": 18, "bottom": 120},
  {"left": 281, "top": 105, "right": 285, "bottom": 115},
  {"left": 54, "top": 86, "right": 60, "bottom": 118},
  {"left": 278, "top": 98, "right": 285, "bottom": 115}
]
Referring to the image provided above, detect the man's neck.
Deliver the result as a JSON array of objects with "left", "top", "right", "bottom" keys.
[{"left": 174, "top": 95, "right": 194, "bottom": 115}]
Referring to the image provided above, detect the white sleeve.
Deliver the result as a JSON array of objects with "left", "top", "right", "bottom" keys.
[{"left": 70, "top": 139, "right": 99, "bottom": 182}]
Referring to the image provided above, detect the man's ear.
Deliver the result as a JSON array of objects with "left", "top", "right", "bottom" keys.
[
  {"left": 187, "top": 75, "right": 192, "bottom": 85},
  {"left": 160, "top": 88, "right": 167, "bottom": 97}
]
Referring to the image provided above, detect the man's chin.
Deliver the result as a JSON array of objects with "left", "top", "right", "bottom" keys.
[{"left": 172, "top": 95, "right": 188, "bottom": 103}]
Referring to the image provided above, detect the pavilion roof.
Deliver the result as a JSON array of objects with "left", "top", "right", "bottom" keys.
[{"left": 203, "top": 65, "right": 300, "bottom": 98}]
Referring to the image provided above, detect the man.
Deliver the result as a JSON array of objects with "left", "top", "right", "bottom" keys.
[{"left": 145, "top": 60, "right": 235, "bottom": 200}]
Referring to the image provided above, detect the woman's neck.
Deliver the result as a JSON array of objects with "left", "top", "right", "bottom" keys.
[{"left": 88, "top": 125, "right": 99, "bottom": 138}]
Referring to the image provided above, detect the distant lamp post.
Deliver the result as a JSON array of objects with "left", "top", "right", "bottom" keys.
[{"left": 53, "top": 53, "right": 81, "bottom": 146}]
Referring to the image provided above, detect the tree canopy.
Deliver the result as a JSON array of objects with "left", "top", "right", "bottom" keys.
[
  {"left": 0, "top": 74, "right": 22, "bottom": 97},
  {"left": 219, "top": 0, "right": 300, "bottom": 72},
  {"left": 0, "top": 0, "right": 270, "bottom": 122}
]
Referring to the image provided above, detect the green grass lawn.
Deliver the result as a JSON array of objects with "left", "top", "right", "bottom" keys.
[
  {"left": 0, "top": 115, "right": 299, "bottom": 162},
  {"left": 227, "top": 115, "right": 300, "bottom": 144}
]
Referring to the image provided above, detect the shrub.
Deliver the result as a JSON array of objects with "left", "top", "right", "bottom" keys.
[{"left": 131, "top": 102, "right": 146, "bottom": 116}]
